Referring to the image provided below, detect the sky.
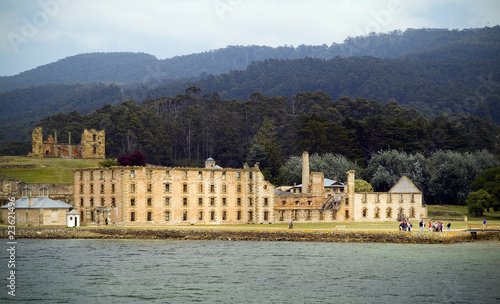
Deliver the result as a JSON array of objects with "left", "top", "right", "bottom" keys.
[{"left": 0, "top": 0, "right": 499, "bottom": 76}]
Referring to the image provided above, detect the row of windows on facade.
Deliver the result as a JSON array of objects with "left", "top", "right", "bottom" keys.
[
  {"left": 277, "top": 207, "right": 417, "bottom": 221},
  {"left": 80, "top": 170, "right": 253, "bottom": 181},
  {"left": 80, "top": 196, "right": 270, "bottom": 208},
  {"left": 361, "top": 207, "right": 417, "bottom": 218},
  {"left": 88, "top": 210, "right": 270, "bottom": 222},
  {"left": 361, "top": 194, "right": 417, "bottom": 204},
  {"left": 79, "top": 182, "right": 260, "bottom": 195}
]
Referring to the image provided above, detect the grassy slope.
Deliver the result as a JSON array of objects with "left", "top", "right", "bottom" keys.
[{"left": 0, "top": 156, "right": 101, "bottom": 183}]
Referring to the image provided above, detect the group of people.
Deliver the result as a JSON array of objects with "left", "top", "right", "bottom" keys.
[
  {"left": 417, "top": 220, "right": 451, "bottom": 232},
  {"left": 399, "top": 221, "right": 413, "bottom": 231}
]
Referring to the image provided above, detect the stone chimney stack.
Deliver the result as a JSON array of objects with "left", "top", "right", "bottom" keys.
[
  {"left": 302, "top": 151, "right": 310, "bottom": 194},
  {"left": 29, "top": 197, "right": 34, "bottom": 207}
]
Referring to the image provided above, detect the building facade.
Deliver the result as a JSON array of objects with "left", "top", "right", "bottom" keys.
[
  {"left": 273, "top": 152, "right": 427, "bottom": 223},
  {"left": 29, "top": 127, "right": 105, "bottom": 159},
  {"left": 73, "top": 159, "right": 275, "bottom": 226}
]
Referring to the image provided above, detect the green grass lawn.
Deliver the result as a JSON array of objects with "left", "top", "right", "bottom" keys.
[{"left": 0, "top": 156, "right": 102, "bottom": 183}]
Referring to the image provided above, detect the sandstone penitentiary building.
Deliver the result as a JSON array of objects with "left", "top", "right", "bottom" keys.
[
  {"left": 73, "top": 158, "right": 275, "bottom": 226},
  {"left": 71, "top": 152, "right": 427, "bottom": 226},
  {"left": 29, "top": 127, "right": 105, "bottom": 159}
]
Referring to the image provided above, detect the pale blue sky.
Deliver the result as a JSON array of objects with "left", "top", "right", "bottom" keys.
[{"left": 1, "top": 0, "right": 499, "bottom": 76}]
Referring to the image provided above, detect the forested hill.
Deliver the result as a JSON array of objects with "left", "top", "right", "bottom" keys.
[
  {"left": 145, "top": 52, "right": 500, "bottom": 124},
  {"left": 1, "top": 27, "right": 499, "bottom": 93},
  {"left": 1, "top": 26, "right": 499, "bottom": 147}
]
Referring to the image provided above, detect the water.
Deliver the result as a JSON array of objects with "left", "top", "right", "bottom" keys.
[{"left": 1, "top": 239, "right": 499, "bottom": 303}]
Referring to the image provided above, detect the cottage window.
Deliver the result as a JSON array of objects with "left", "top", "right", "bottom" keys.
[
  {"left": 210, "top": 210, "right": 215, "bottom": 221},
  {"left": 237, "top": 210, "right": 242, "bottom": 220},
  {"left": 147, "top": 183, "right": 152, "bottom": 193},
  {"left": 264, "top": 198, "right": 269, "bottom": 206},
  {"left": 90, "top": 184, "right": 94, "bottom": 194},
  {"left": 210, "top": 197, "right": 215, "bottom": 206},
  {"left": 210, "top": 184, "right": 215, "bottom": 193},
  {"left": 222, "top": 184, "right": 227, "bottom": 193},
  {"left": 130, "top": 212, "right": 135, "bottom": 222},
  {"left": 248, "top": 198, "right": 253, "bottom": 206},
  {"left": 345, "top": 209, "right": 349, "bottom": 219},
  {"left": 101, "top": 197, "right": 105, "bottom": 206},
  {"left": 249, "top": 172, "right": 253, "bottom": 180},
  {"left": 362, "top": 208, "right": 368, "bottom": 218},
  {"left": 147, "top": 197, "right": 152, "bottom": 206},
  {"left": 131, "top": 198, "right": 135, "bottom": 206},
  {"left": 199, "top": 184, "right": 203, "bottom": 193},
  {"left": 183, "top": 211, "right": 188, "bottom": 221},
  {"left": 386, "top": 207, "right": 392, "bottom": 218},
  {"left": 183, "top": 197, "right": 188, "bottom": 206},
  {"left": 237, "top": 197, "right": 241, "bottom": 206},
  {"left": 222, "top": 210, "right": 227, "bottom": 221},
  {"left": 199, "top": 211, "right": 203, "bottom": 221},
  {"left": 374, "top": 207, "right": 380, "bottom": 219},
  {"left": 80, "top": 197, "right": 84, "bottom": 207},
  {"left": 100, "top": 184, "right": 105, "bottom": 194},
  {"left": 164, "top": 197, "right": 170, "bottom": 206},
  {"left": 198, "top": 197, "right": 203, "bottom": 206},
  {"left": 130, "top": 183, "right": 135, "bottom": 193},
  {"left": 165, "top": 183, "right": 170, "bottom": 192},
  {"left": 147, "top": 211, "right": 152, "bottom": 222},
  {"left": 264, "top": 210, "right": 269, "bottom": 221},
  {"left": 164, "top": 211, "right": 170, "bottom": 221},
  {"left": 111, "top": 184, "right": 115, "bottom": 194},
  {"left": 248, "top": 211, "right": 253, "bottom": 221},
  {"left": 90, "top": 197, "right": 94, "bottom": 207},
  {"left": 111, "top": 197, "right": 116, "bottom": 207},
  {"left": 183, "top": 183, "right": 188, "bottom": 193},
  {"left": 222, "top": 197, "right": 227, "bottom": 206},
  {"left": 80, "top": 184, "right": 84, "bottom": 194}
]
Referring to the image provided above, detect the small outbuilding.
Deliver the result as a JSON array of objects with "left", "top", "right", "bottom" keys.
[
  {"left": 66, "top": 209, "right": 80, "bottom": 227},
  {"left": 1, "top": 196, "right": 73, "bottom": 226}
]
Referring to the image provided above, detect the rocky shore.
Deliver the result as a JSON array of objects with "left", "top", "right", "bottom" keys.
[{"left": 1, "top": 227, "right": 496, "bottom": 243}]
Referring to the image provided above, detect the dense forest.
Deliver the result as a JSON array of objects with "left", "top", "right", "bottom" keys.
[
  {"left": 33, "top": 89, "right": 500, "bottom": 178},
  {"left": 1, "top": 27, "right": 499, "bottom": 147}
]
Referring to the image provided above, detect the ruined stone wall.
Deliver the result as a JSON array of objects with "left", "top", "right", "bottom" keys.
[
  {"left": 29, "top": 127, "right": 44, "bottom": 157},
  {"left": 81, "top": 129, "right": 105, "bottom": 159},
  {"left": 29, "top": 127, "right": 104, "bottom": 159}
]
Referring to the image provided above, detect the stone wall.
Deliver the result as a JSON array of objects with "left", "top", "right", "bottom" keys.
[
  {"left": 29, "top": 127, "right": 104, "bottom": 159},
  {"left": 0, "top": 227, "right": 484, "bottom": 244}
]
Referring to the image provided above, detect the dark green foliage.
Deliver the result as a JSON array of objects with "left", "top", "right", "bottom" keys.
[
  {"left": 466, "top": 190, "right": 491, "bottom": 216},
  {"left": 0, "top": 141, "right": 30, "bottom": 156},
  {"left": 471, "top": 167, "right": 500, "bottom": 211},
  {"left": 98, "top": 158, "right": 119, "bottom": 167}
]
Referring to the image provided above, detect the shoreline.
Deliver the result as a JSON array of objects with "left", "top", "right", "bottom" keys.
[{"left": 1, "top": 227, "right": 498, "bottom": 243}]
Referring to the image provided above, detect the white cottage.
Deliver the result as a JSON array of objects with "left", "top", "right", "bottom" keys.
[{"left": 66, "top": 209, "right": 80, "bottom": 227}]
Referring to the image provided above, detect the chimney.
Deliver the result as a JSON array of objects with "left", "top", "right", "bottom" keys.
[
  {"left": 29, "top": 197, "right": 34, "bottom": 207},
  {"left": 302, "top": 151, "right": 310, "bottom": 194}
]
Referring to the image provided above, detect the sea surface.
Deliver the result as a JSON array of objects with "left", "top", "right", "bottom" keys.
[{"left": 1, "top": 239, "right": 499, "bottom": 303}]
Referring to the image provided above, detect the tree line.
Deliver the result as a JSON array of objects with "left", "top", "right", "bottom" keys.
[{"left": 31, "top": 89, "right": 500, "bottom": 198}]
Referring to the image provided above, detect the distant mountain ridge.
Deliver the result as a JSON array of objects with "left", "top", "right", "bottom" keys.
[{"left": 1, "top": 27, "right": 499, "bottom": 93}]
